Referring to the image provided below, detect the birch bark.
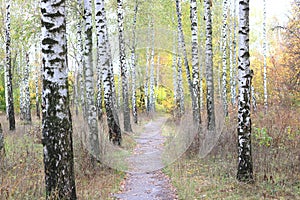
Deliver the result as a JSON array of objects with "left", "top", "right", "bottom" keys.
[
  {"left": 83, "top": 0, "right": 100, "bottom": 157},
  {"left": 221, "top": 0, "right": 229, "bottom": 116},
  {"left": 41, "top": 0, "right": 77, "bottom": 198},
  {"left": 4, "top": 0, "right": 15, "bottom": 131},
  {"left": 190, "top": 0, "right": 201, "bottom": 124},
  {"left": 95, "top": 0, "right": 122, "bottom": 145},
  {"left": 263, "top": 0, "right": 268, "bottom": 111},
  {"left": 237, "top": 0, "right": 254, "bottom": 182},
  {"left": 24, "top": 53, "right": 31, "bottom": 122},
  {"left": 204, "top": 0, "right": 216, "bottom": 130},
  {"left": 118, "top": 0, "right": 132, "bottom": 132}
]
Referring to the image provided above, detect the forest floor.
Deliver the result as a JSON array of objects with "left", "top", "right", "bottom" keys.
[
  {"left": 113, "top": 116, "right": 177, "bottom": 200},
  {"left": 0, "top": 105, "right": 299, "bottom": 199}
]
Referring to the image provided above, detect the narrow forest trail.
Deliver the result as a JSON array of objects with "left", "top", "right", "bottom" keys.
[{"left": 113, "top": 116, "right": 177, "bottom": 200}]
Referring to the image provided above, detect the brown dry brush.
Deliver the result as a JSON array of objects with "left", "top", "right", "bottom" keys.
[
  {"left": 0, "top": 114, "right": 125, "bottom": 199},
  {"left": 206, "top": 105, "right": 299, "bottom": 189}
]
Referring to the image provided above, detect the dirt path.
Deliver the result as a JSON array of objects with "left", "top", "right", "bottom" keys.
[{"left": 113, "top": 116, "right": 177, "bottom": 200}]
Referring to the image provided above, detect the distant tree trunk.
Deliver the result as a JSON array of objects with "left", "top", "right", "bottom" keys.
[
  {"left": 177, "top": 56, "right": 185, "bottom": 117},
  {"left": 263, "top": 0, "right": 268, "bottom": 111},
  {"left": 5, "top": 0, "right": 15, "bottom": 131},
  {"left": 156, "top": 55, "right": 160, "bottom": 87},
  {"left": 94, "top": 2, "right": 104, "bottom": 121},
  {"left": 105, "top": 32, "right": 119, "bottom": 120},
  {"left": 149, "top": 25, "right": 155, "bottom": 112},
  {"left": 83, "top": 0, "right": 100, "bottom": 157},
  {"left": 118, "top": 0, "right": 132, "bottom": 132},
  {"left": 251, "top": 86, "right": 257, "bottom": 111},
  {"left": 0, "top": 123, "right": 4, "bottom": 154},
  {"left": 144, "top": 46, "right": 150, "bottom": 112},
  {"left": 229, "top": 0, "right": 237, "bottom": 106},
  {"left": 74, "top": 67, "right": 79, "bottom": 116},
  {"left": 19, "top": 50, "right": 25, "bottom": 120},
  {"left": 35, "top": 46, "right": 40, "bottom": 119},
  {"left": 229, "top": 10, "right": 234, "bottom": 106},
  {"left": 237, "top": 0, "right": 254, "bottom": 183},
  {"left": 172, "top": 29, "right": 178, "bottom": 110},
  {"left": 131, "top": 0, "right": 139, "bottom": 123},
  {"left": 96, "top": 44, "right": 103, "bottom": 121},
  {"left": 76, "top": 0, "right": 86, "bottom": 119},
  {"left": 95, "top": 0, "right": 122, "bottom": 145},
  {"left": 199, "top": 41, "right": 204, "bottom": 111},
  {"left": 41, "top": 0, "right": 77, "bottom": 198},
  {"left": 204, "top": 0, "right": 216, "bottom": 131},
  {"left": 24, "top": 53, "right": 31, "bottom": 122},
  {"left": 221, "top": 0, "right": 229, "bottom": 116},
  {"left": 190, "top": 0, "right": 201, "bottom": 124},
  {"left": 232, "top": 0, "right": 237, "bottom": 105},
  {"left": 176, "top": 0, "right": 197, "bottom": 122}
]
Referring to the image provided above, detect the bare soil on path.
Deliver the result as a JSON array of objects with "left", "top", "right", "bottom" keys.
[{"left": 113, "top": 116, "right": 177, "bottom": 200}]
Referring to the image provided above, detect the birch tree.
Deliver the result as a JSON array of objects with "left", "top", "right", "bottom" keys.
[
  {"left": 177, "top": 56, "right": 185, "bottom": 117},
  {"left": 237, "top": 0, "right": 254, "bottom": 183},
  {"left": 76, "top": 0, "right": 86, "bottom": 120},
  {"left": 24, "top": 53, "right": 31, "bottom": 122},
  {"left": 149, "top": 25, "right": 155, "bottom": 112},
  {"left": 263, "top": 0, "right": 268, "bottom": 111},
  {"left": 41, "top": 0, "right": 77, "bottom": 198},
  {"left": 95, "top": 0, "right": 122, "bottom": 145},
  {"left": 35, "top": 46, "right": 41, "bottom": 119},
  {"left": 230, "top": 0, "right": 237, "bottom": 105},
  {"left": 5, "top": 0, "right": 15, "bottom": 131},
  {"left": 83, "top": 0, "right": 100, "bottom": 157},
  {"left": 176, "top": 0, "right": 198, "bottom": 123},
  {"left": 204, "top": 0, "right": 216, "bottom": 130},
  {"left": 118, "top": 0, "right": 132, "bottom": 132},
  {"left": 172, "top": 29, "right": 179, "bottom": 111},
  {"left": 190, "top": 0, "right": 201, "bottom": 124},
  {"left": 144, "top": 45, "right": 150, "bottom": 112},
  {"left": 221, "top": 0, "right": 229, "bottom": 116},
  {"left": 0, "top": 123, "right": 3, "bottom": 154},
  {"left": 130, "top": 0, "right": 139, "bottom": 124},
  {"left": 96, "top": 45, "right": 103, "bottom": 121}
]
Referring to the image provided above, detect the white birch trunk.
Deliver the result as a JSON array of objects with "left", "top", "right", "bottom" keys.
[
  {"left": 237, "top": 0, "right": 253, "bottom": 182},
  {"left": 149, "top": 27, "right": 155, "bottom": 112},
  {"left": 177, "top": 56, "right": 185, "bottom": 117},
  {"left": 199, "top": 42, "right": 204, "bottom": 111},
  {"left": 263, "top": 0, "right": 268, "bottom": 111},
  {"left": 232, "top": 0, "right": 237, "bottom": 105},
  {"left": 41, "top": 0, "right": 77, "bottom": 197},
  {"left": 190, "top": 0, "right": 201, "bottom": 124},
  {"left": 76, "top": 0, "right": 86, "bottom": 119},
  {"left": 176, "top": 0, "right": 197, "bottom": 122},
  {"left": 83, "top": 0, "right": 100, "bottom": 157},
  {"left": 19, "top": 50, "right": 25, "bottom": 120},
  {"left": 35, "top": 45, "right": 41, "bottom": 119},
  {"left": 118, "top": 0, "right": 132, "bottom": 132},
  {"left": 229, "top": 2, "right": 235, "bottom": 106},
  {"left": 221, "top": 0, "right": 229, "bottom": 116},
  {"left": 144, "top": 46, "right": 150, "bottom": 112},
  {"left": 204, "top": 0, "right": 216, "bottom": 130},
  {"left": 95, "top": 0, "right": 122, "bottom": 145},
  {"left": 4, "top": 0, "right": 15, "bottom": 130},
  {"left": 24, "top": 53, "right": 31, "bottom": 122},
  {"left": 96, "top": 44, "right": 103, "bottom": 121},
  {"left": 131, "top": 0, "right": 138, "bottom": 123}
]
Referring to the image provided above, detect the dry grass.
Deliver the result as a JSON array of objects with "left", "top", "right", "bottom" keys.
[
  {"left": 164, "top": 105, "right": 300, "bottom": 199},
  {"left": 0, "top": 112, "right": 127, "bottom": 200}
]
